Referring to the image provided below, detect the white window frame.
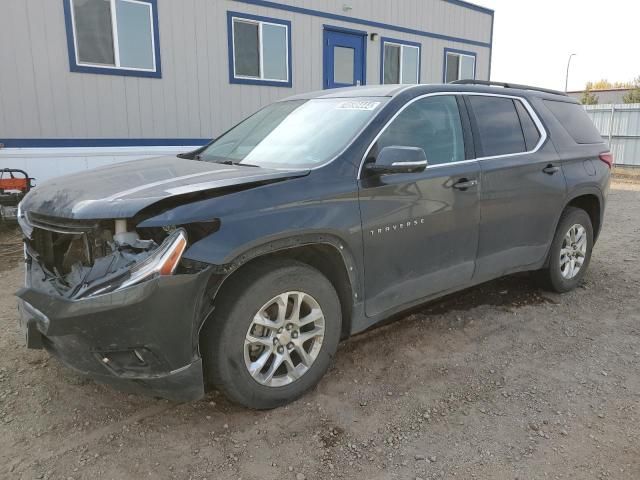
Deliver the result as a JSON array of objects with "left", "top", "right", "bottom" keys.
[
  {"left": 69, "top": 0, "right": 157, "bottom": 73},
  {"left": 382, "top": 41, "right": 421, "bottom": 85},
  {"left": 445, "top": 51, "right": 476, "bottom": 83},
  {"left": 231, "top": 16, "right": 290, "bottom": 83}
]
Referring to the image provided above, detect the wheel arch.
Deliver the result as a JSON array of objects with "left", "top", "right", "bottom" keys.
[
  {"left": 563, "top": 189, "right": 603, "bottom": 242},
  {"left": 199, "top": 235, "right": 359, "bottom": 340}
]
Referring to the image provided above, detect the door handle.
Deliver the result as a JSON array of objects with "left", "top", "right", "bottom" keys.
[
  {"left": 543, "top": 164, "right": 560, "bottom": 175},
  {"left": 452, "top": 178, "right": 478, "bottom": 191}
]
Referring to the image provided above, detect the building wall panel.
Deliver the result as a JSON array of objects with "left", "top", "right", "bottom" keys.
[{"left": 0, "top": 0, "right": 493, "bottom": 180}]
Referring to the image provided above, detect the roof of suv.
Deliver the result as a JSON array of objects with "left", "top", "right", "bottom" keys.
[{"left": 285, "top": 83, "right": 576, "bottom": 103}]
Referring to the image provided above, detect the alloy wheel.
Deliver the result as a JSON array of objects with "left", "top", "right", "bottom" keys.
[
  {"left": 243, "top": 291, "right": 325, "bottom": 387},
  {"left": 559, "top": 223, "right": 587, "bottom": 279}
]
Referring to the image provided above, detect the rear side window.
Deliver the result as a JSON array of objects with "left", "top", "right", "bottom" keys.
[
  {"left": 514, "top": 100, "right": 541, "bottom": 151},
  {"left": 544, "top": 100, "right": 603, "bottom": 144},
  {"left": 468, "top": 96, "right": 526, "bottom": 157}
]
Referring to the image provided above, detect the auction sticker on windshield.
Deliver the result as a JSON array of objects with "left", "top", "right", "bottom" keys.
[{"left": 335, "top": 101, "right": 381, "bottom": 110}]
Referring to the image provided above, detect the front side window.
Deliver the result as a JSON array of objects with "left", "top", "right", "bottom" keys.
[
  {"left": 382, "top": 39, "right": 421, "bottom": 85},
  {"left": 65, "top": 0, "right": 160, "bottom": 77},
  {"left": 228, "top": 12, "right": 291, "bottom": 87},
  {"left": 199, "top": 98, "right": 385, "bottom": 168},
  {"left": 444, "top": 49, "right": 476, "bottom": 83},
  {"left": 372, "top": 96, "right": 465, "bottom": 166}
]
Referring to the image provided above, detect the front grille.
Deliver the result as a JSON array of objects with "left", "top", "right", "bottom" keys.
[{"left": 27, "top": 212, "right": 99, "bottom": 234}]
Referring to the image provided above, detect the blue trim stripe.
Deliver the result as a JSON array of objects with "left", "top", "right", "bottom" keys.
[
  {"left": 0, "top": 139, "right": 211, "bottom": 149},
  {"left": 379, "top": 37, "right": 422, "bottom": 85},
  {"left": 227, "top": 11, "right": 293, "bottom": 88},
  {"left": 232, "top": 0, "right": 492, "bottom": 48},
  {"left": 63, "top": 0, "right": 162, "bottom": 79}
]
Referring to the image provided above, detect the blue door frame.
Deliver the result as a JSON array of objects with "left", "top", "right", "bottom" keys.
[{"left": 323, "top": 26, "right": 367, "bottom": 89}]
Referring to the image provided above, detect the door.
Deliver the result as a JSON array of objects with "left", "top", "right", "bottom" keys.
[
  {"left": 464, "top": 95, "right": 567, "bottom": 281},
  {"left": 359, "top": 95, "right": 480, "bottom": 317},
  {"left": 323, "top": 28, "right": 366, "bottom": 89}
]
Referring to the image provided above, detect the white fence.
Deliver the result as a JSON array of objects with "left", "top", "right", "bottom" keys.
[{"left": 584, "top": 103, "right": 640, "bottom": 167}]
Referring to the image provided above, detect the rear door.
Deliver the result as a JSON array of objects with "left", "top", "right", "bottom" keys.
[
  {"left": 465, "top": 94, "right": 567, "bottom": 281},
  {"left": 359, "top": 95, "right": 480, "bottom": 317}
]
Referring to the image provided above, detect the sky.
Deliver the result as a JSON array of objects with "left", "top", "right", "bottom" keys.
[{"left": 474, "top": 0, "right": 640, "bottom": 91}]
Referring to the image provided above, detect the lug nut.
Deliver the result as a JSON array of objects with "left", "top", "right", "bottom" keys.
[
  {"left": 278, "top": 327, "right": 284, "bottom": 333},
  {"left": 273, "top": 337, "right": 279, "bottom": 345},
  {"left": 286, "top": 323, "right": 293, "bottom": 331},
  {"left": 287, "top": 342, "right": 294, "bottom": 349},
  {"left": 292, "top": 331, "right": 299, "bottom": 339},
  {"left": 277, "top": 346, "right": 284, "bottom": 354}
]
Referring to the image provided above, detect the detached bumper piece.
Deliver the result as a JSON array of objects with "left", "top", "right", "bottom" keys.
[{"left": 17, "top": 268, "right": 211, "bottom": 402}]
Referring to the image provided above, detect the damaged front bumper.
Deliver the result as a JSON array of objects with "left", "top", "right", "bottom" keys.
[{"left": 17, "top": 266, "right": 213, "bottom": 402}]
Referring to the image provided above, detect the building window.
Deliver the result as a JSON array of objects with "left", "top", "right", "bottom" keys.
[
  {"left": 227, "top": 12, "right": 292, "bottom": 87},
  {"left": 64, "top": 0, "right": 161, "bottom": 78},
  {"left": 444, "top": 48, "right": 476, "bottom": 83},
  {"left": 381, "top": 38, "right": 421, "bottom": 84}
]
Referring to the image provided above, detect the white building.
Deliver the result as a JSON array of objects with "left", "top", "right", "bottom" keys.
[{"left": 0, "top": 0, "right": 494, "bottom": 181}]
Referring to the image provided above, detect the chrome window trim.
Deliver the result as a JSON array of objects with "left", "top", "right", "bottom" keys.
[{"left": 357, "top": 91, "right": 548, "bottom": 179}]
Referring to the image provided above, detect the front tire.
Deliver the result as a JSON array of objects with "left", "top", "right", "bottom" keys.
[
  {"left": 540, "top": 207, "right": 594, "bottom": 293},
  {"left": 201, "top": 259, "right": 342, "bottom": 409}
]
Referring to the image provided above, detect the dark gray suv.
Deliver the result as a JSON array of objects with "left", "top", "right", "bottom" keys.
[{"left": 17, "top": 81, "right": 611, "bottom": 409}]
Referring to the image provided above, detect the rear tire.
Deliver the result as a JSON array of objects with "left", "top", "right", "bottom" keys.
[
  {"left": 201, "top": 259, "right": 342, "bottom": 409},
  {"left": 539, "top": 207, "right": 593, "bottom": 293}
]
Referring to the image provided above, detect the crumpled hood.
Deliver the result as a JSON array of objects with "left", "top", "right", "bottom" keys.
[{"left": 20, "top": 156, "right": 309, "bottom": 219}]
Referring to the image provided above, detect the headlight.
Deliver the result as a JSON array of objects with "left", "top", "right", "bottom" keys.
[
  {"left": 118, "top": 228, "right": 188, "bottom": 289},
  {"left": 78, "top": 228, "right": 188, "bottom": 299}
]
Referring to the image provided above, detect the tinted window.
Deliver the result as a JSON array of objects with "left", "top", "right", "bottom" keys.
[
  {"left": 233, "top": 20, "right": 260, "bottom": 77},
  {"left": 383, "top": 44, "right": 400, "bottom": 84},
  {"left": 515, "top": 100, "right": 541, "bottom": 150},
  {"left": 469, "top": 96, "right": 526, "bottom": 156},
  {"left": 445, "top": 54, "right": 459, "bottom": 83},
  {"left": 544, "top": 100, "right": 603, "bottom": 144},
  {"left": 374, "top": 96, "right": 465, "bottom": 166},
  {"left": 73, "top": 0, "right": 115, "bottom": 66}
]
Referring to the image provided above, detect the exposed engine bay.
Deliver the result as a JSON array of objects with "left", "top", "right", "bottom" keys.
[{"left": 20, "top": 211, "right": 190, "bottom": 300}]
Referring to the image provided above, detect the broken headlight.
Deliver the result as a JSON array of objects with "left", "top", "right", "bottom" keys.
[{"left": 79, "top": 228, "right": 188, "bottom": 299}]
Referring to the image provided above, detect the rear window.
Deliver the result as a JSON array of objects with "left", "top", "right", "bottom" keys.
[
  {"left": 515, "top": 100, "right": 541, "bottom": 151},
  {"left": 544, "top": 100, "right": 603, "bottom": 144},
  {"left": 468, "top": 96, "right": 526, "bottom": 157}
]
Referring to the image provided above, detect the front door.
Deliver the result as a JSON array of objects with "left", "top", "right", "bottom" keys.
[
  {"left": 323, "top": 28, "right": 366, "bottom": 89},
  {"left": 359, "top": 95, "right": 480, "bottom": 317}
]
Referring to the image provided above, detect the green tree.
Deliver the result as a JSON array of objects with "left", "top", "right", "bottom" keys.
[
  {"left": 623, "top": 76, "right": 640, "bottom": 104},
  {"left": 580, "top": 89, "right": 598, "bottom": 105}
]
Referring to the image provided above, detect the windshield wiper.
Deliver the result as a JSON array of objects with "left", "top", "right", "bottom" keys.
[{"left": 217, "top": 160, "right": 259, "bottom": 167}]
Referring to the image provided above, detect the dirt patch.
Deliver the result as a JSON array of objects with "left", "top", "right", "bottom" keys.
[
  {"left": 1, "top": 181, "right": 639, "bottom": 480},
  {"left": 0, "top": 224, "right": 22, "bottom": 273}
]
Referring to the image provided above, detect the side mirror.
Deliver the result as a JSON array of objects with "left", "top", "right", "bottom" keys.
[{"left": 365, "top": 146, "right": 428, "bottom": 174}]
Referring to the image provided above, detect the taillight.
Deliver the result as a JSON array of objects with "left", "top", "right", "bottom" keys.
[{"left": 599, "top": 152, "right": 613, "bottom": 168}]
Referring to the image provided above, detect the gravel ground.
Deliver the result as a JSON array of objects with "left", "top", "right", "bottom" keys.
[{"left": 1, "top": 181, "right": 639, "bottom": 480}]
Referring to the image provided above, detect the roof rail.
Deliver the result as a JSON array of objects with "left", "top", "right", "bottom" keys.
[{"left": 449, "top": 79, "right": 568, "bottom": 97}]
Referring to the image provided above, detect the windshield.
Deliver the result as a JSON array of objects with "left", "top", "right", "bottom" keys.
[{"left": 198, "top": 98, "right": 386, "bottom": 169}]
